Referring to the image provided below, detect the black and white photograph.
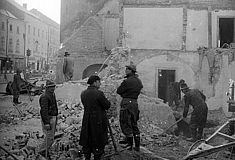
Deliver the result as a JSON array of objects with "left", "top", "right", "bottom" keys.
[{"left": 0, "top": 0, "right": 235, "bottom": 159}]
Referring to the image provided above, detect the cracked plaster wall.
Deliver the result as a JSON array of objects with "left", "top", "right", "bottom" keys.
[{"left": 198, "top": 49, "right": 235, "bottom": 116}]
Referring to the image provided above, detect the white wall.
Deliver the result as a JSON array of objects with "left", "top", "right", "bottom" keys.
[
  {"left": 186, "top": 10, "right": 208, "bottom": 51},
  {"left": 124, "top": 8, "right": 183, "bottom": 50}
]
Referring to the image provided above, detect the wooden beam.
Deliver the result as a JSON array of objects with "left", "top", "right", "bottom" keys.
[{"left": 217, "top": 132, "right": 235, "bottom": 141}]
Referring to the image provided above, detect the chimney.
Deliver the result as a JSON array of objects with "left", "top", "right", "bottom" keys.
[{"left": 23, "top": 3, "right": 27, "bottom": 10}]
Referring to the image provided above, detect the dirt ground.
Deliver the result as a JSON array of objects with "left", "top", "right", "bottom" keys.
[{"left": 0, "top": 92, "right": 234, "bottom": 160}]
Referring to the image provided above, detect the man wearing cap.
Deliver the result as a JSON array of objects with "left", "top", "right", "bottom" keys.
[
  {"left": 117, "top": 64, "right": 143, "bottom": 151},
  {"left": 12, "top": 69, "right": 24, "bottom": 104},
  {"left": 38, "top": 80, "right": 58, "bottom": 158},
  {"left": 79, "top": 75, "right": 111, "bottom": 160},
  {"left": 181, "top": 83, "right": 208, "bottom": 142},
  {"left": 168, "top": 79, "right": 185, "bottom": 110}
]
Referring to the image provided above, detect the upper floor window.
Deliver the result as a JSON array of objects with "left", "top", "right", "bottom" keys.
[
  {"left": 1, "top": 22, "right": 5, "bottom": 30},
  {"left": 17, "top": 26, "right": 20, "bottom": 34},
  {"left": 8, "top": 38, "right": 13, "bottom": 53},
  {"left": 219, "top": 18, "right": 235, "bottom": 48},
  {"left": 15, "top": 39, "right": 20, "bottom": 53},
  {"left": 0, "top": 36, "right": 5, "bottom": 51},
  {"left": 9, "top": 24, "right": 13, "bottom": 32},
  {"left": 42, "top": 30, "right": 44, "bottom": 38},
  {"left": 33, "top": 27, "right": 36, "bottom": 36},
  {"left": 28, "top": 25, "right": 30, "bottom": 34},
  {"left": 38, "top": 29, "right": 40, "bottom": 37}
]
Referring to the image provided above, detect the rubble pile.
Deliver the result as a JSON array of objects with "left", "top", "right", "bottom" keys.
[
  {"left": 0, "top": 131, "right": 43, "bottom": 160},
  {"left": 99, "top": 47, "right": 131, "bottom": 118},
  {"left": 2, "top": 101, "right": 40, "bottom": 123},
  {"left": 56, "top": 100, "right": 83, "bottom": 132}
]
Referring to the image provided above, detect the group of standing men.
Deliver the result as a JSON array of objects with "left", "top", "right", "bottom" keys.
[{"left": 37, "top": 64, "right": 208, "bottom": 159}]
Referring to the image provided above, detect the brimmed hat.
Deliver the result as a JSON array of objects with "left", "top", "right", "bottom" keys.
[
  {"left": 64, "top": 52, "right": 70, "bottom": 56},
  {"left": 179, "top": 79, "right": 185, "bottom": 84},
  {"left": 87, "top": 75, "right": 100, "bottom": 85},
  {"left": 125, "top": 64, "right": 136, "bottom": 72},
  {"left": 16, "top": 68, "right": 22, "bottom": 73},
  {"left": 180, "top": 83, "right": 189, "bottom": 90},
  {"left": 45, "top": 80, "right": 56, "bottom": 88}
]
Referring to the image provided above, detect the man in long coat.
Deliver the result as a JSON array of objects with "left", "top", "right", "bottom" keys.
[
  {"left": 181, "top": 83, "right": 208, "bottom": 142},
  {"left": 79, "top": 75, "right": 111, "bottom": 160},
  {"left": 12, "top": 69, "right": 24, "bottom": 104},
  {"left": 117, "top": 64, "right": 143, "bottom": 151}
]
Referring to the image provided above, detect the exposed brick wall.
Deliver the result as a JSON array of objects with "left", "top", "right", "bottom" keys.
[{"left": 64, "top": 18, "right": 104, "bottom": 55}]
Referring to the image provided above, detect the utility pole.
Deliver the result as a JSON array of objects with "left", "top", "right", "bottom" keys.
[
  {"left": 5, "top": 18, "right": 9, "bottom": 58},
  {"left": 23, "top": 33, "right": 26, "bottom": 78}
]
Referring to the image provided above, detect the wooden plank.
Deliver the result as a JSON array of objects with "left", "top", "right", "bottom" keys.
[
  {"left": 183, "top": 141, "right": 235, "bottom": 160},
  {"left": 217, "top": 132, "right": 235, "bottom": 141}
]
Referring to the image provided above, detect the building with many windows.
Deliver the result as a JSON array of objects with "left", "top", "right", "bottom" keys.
[
  {"left": 0, "top": 8, "right": 25, "bottom": 74},
  {"left": 0, "top": 0, "right": 60, "bottom": 83}
]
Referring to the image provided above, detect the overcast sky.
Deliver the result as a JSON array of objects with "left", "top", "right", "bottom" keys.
[{"left": 15, "top": 0, "right": 61, "bottom": 24}]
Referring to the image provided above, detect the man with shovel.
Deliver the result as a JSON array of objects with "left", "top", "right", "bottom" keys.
[
  {"left": 180, "top": 83, "right": 208, "bottom": 142},
  {"left": 38, "top": 80, "right": 58, "bottom": 159},
  {"left": 117, "top": 64, "right": 143, "bottom": 151}
]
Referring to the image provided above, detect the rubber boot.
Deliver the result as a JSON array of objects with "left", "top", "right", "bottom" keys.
[
  {"left": 126, "top": 137, "right": 133, "bottom": 151},
  {"left": 119, "top": 137, "right": 128, "bottom": 144},
  {"left": 94, "top": 154, "right": 102, "bottom": 160},
  {"left": 16, "top": 97, "right": 22, "bottom": 104},
  {"left": 84, "top": 153, "right": 91, "bottom": 160},
  {"left": 13, "top": 97, "right": 17, "bottom": 104},
  {"left": 133, "top": 134, "right": 140, "bottom": 151},
  {"left": 197, "top": 127, "right": 204, "bottom": 140},
  {"left": 187, "top": 127, "right": 197, "bottom": 142}
]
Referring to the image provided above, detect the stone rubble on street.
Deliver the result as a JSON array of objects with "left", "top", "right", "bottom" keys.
[{"left": 0, "top": 47, "right": 233, "bottom": 160}]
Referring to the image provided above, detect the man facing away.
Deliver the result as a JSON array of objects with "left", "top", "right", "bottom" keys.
[
  {"left": 181, "top": 83, "right": 208, "bottom": 142},
  {"left": 12, "top": 69, "right": 24, "bottom": 105},
  {"left": 79, "top": 75, "right": 111, "bottom": 160},
  {"left": 117, "top": 64, "right": 143, "bottom": 151},
  {"left": 168, "top": 79, "right": 185, "bottom": 110},
  {"left": 38, "top": 80, "right": 58, "bottom": 159}
]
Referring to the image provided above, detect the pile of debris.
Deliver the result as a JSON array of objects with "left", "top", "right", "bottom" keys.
[{"left": 0, "top": 131, "right": 43, "bottom": 160}]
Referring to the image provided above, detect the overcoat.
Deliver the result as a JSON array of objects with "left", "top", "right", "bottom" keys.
[
  {"left": 12, "top": 73, "right": 22, "bottom": 92},
  {"left": 79, "top": 86, "right": 111, "bottom": 148}
]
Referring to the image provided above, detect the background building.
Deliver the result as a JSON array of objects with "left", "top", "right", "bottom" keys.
[
  {"left": 0, "top": 8, "right": 25, "bottom": 74},
  {"left": 59, "top": 0, "right": 235, "bottom": 115},
  {"left": 0, "top": 0, "right": 60, "bottom": 83}
]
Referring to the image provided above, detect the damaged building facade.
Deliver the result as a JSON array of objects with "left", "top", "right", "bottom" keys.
[{"left": 59, "top": 0, "right": 235, "bottom": 115}]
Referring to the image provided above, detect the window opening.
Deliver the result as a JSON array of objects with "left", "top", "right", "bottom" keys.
[{"left": 219, "top": 18, "right": 234, "bottom": 48}]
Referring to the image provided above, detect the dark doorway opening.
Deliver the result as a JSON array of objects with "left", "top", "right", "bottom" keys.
[
  {"left": 158, "top": 69, "right": 175, "bottom": 103},
  {"left": 219, "top": 18, "right": 234, "bottom": 48}
]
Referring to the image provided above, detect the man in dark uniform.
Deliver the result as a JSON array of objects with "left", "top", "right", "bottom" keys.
[
  {"left": 181, "top": 83, "right": 208, "bottom": 142},
  {"left": 38, "top": 80, "right": 58, "bottom": 159},
  {"left": 12, "top": 69, "right": 24, "bottom": 104},
  {"left": 79, "top": 75, "right": 111, "bottom": 160},
  {"left": 117, "top": 64, "right": 143, "bottom": 151}
]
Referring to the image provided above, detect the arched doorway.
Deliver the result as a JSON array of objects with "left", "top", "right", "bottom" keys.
[{"left": 82, "top": 64, "right": 108, "bottom": 79}]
